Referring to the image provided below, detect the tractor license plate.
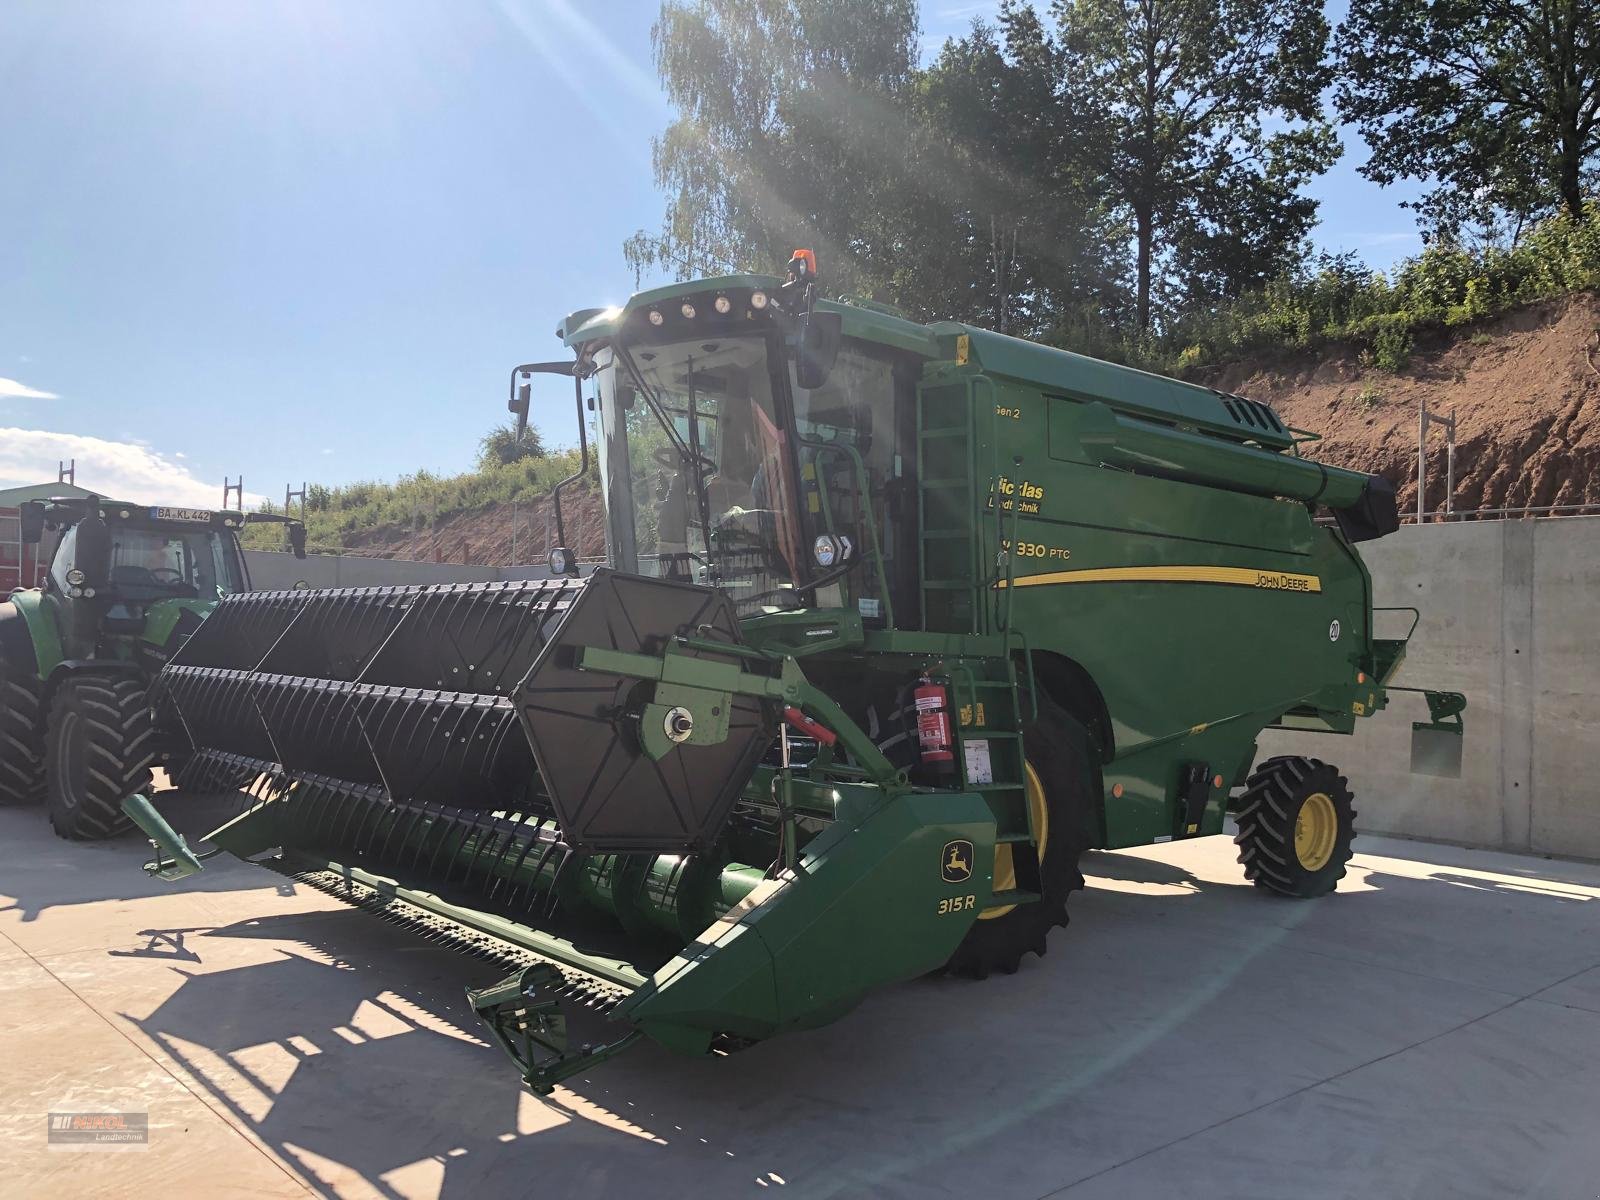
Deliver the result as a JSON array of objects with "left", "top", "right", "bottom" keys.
[{"left": 152, "top": 507, "right": 212, "bottom": 523}]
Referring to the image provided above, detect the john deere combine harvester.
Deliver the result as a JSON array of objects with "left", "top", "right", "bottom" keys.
[
  {"left": 0, "top": 496, "right": 304, "bottom": 838},
  {"left": 125, "top": 254, "right": 1464, "bottom": 1093}
]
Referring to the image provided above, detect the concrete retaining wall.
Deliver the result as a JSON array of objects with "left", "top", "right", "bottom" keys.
[{"left": 1258, "top": 517, "right": 1600, "bottom": 860}]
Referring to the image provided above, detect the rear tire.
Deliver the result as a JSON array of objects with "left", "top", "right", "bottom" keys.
[
  {"left": 945, "top": 693, "right": 1092, "bottom": 978},
  {"left": 0, "top": 643, "right": 45, "bottom": 806},
  {"left": 46, "top": 676, "right": 152, "bottom": 840},
  {"left": 1233, "top": 756, "right": 1355, "bottom": 897}
]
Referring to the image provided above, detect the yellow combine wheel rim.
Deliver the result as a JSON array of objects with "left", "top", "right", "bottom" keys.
[
  {"left": 1294, "top": 791, "right": 1339, "bottom": 871},
  {"left": 980, "top": 761, "right": 1050, "bottom": 920}
]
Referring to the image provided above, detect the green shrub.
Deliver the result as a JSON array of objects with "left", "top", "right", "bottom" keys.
[
  {"left": 1094, "top": 202, "right": 1600, "bottom": 374},
  {"left": 1372, "top": 320, "right": 1414, "bottom": 372}
]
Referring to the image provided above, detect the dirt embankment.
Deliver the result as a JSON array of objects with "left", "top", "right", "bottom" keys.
[
  {"left": 338, "top": 486, "right": 606, "bottom": 566},
  {"left": 1206, "top": 293, "right": 1600, "bottom": 516}
]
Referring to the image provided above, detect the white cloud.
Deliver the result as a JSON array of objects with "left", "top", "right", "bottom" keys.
[
  {"left": 0, "top": 428, "right": 266, "bottom": 509},
  {"left": 320, "top": 448, "right": 334, "bottom": 455},
  {"left": 0, "top": 377, "right": 58, "bottom": 400}
]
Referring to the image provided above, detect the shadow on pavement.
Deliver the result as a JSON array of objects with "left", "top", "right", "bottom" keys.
[
  {"left": 108, "top": 836, "right": 1600, "bottom": 1199},
  {"left": 0, "top": 788, "right": 290, "bottom": 924}
]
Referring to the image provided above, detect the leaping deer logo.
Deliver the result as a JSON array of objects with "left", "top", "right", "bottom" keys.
[{"left": 941, "top": 839, "right": 974, "bottom": 883}]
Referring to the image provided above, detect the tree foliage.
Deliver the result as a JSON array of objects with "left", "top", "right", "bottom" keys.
[
  {"left": 906, "top": 7, "right": 1124, "bottom": 337},
  {"left": 624, "top": 0, "right": 922, "bottom": 296},
  {"left": 1054, "top": 0, "right": 1338, "bottom": 330},
  {"left": 632, "top": 0, "right": 1336, "bottom": 335},
  {"left": 631, "top": 0, "right": 1599, "bottom": 357},
  {"left": 1335, "top": 0, "right": 1600, "bottom": 241}
]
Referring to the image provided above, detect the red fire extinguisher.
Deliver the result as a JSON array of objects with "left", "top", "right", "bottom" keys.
[{"left": 914, "top": 675, "right": 956, "bottom": 776}]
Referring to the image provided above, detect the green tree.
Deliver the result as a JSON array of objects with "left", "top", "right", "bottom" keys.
[
  {"left": 907, "top": 6, "right": 1125, "bottom": 337},
  {"left": 1335, "top": 0, "right": 1600, "bottom": 241},
  {"left": 625, "top": 0, "right": 921, "bottom": 293},
  {"left": 1053, "top": 0, "right": 1338, "bottom": 331},
  {"left": 477, "top": 422, "right": 547, "bottom": 471}
]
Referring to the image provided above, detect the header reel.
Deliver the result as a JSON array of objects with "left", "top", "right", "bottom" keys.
[{"left": 155, "top": 569, "right": 776, "bottom": 855}]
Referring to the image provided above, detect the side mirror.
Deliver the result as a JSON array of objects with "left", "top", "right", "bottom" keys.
[
  {"left": 73, "top": 511, "right": 112, "bottom": 589},
  {"left": 289, "top": 523, "right": 307, "bottom": 560},
  {"left": 795, "top": 312, "right": 842, "bottom": 390},
  {"left": 511, "top": 380, "right": 531, "bottom": 442},
  {"left": 509, "top": 360, "right": 575, "bottom": 443},
  {"left": 18, "top": 502, "right": 44, "bottom": 545}
]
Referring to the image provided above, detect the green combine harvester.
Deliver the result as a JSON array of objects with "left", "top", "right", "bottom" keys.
[
  {"left": 125, "top": 253, "right": 1465, "bottom": 1093},
  {"left": 0, "top": 496, "right": 304, "bottom": 838}
]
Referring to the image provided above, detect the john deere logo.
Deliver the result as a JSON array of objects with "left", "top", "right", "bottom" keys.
[{"left": 941, "top": 839, "right": 974, "bottom": 884}]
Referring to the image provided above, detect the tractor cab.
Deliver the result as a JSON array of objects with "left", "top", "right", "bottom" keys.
[
  {"left": 26, "top": 500, "right": 262, "bottom": 656},
  {"left": 45, "top": 508, "right": 248, "bottom": 606}
]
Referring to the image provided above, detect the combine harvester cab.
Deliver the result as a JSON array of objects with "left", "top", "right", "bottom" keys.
[{"left": 125, "top": 253, "right": 1465, "bottom": 1093}]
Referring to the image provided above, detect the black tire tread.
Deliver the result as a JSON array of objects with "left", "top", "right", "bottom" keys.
[
  {"left": 1233, "top": 755, "right": 1356, "bottom": 898},
  {"left": 0, "top": 651, "right": 46, "bottom": 806},
  {"left": 46, "top": 676, "right": 152, "bottom": 840},
  {"left": 945, "top": 692, "right": 1091, "bottom": 977}
]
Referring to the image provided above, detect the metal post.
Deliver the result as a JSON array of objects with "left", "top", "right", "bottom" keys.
[
  {"left": 222, "top": 477, "right": 243, "bottom": 511},
  {"left": 1417, "top": 402, "right": 1428, "bottom": 523},
  {"left": 1445, "top": 407, "right": 1456, "bottom": 521},
  {"left": 57, "top": 459, "right": 75, "bottom": 486},
  {"left": 1416, "top": 404, "right": 1457, "bottom": 523},
  {"left": 284, "top": 482, "right": 306, "bottom": 522}
]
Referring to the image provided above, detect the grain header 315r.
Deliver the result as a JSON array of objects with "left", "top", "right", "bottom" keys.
[{"left": 124, "top": 253, "right": 1465, "bottom": 1093}]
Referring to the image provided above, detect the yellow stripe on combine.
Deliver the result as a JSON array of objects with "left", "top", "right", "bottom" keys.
[{"left": 997, "top": 565, "right": 1322, "bottom": 593}]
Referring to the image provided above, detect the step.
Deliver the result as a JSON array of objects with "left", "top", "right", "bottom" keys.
[
  {"left": 996, "top": 830, "right": 1038, "bottom": 844},
  {"left": 919, "top": 478, "right": 974, "bottom": 489},
  {"left": 919, "top": 426, "right": 970, "bottom": 438}
]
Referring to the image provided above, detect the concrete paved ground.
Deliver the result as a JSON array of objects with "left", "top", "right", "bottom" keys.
[{"left": 2, "top": 795, "right": 1599, "bottom": 1200}]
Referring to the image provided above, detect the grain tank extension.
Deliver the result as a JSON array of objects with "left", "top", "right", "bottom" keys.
[{"left": 124, "top": 257, "right": 1465, "bottom": 1093}]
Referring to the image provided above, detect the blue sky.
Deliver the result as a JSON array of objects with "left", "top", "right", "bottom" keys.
[{"left": 0, "top": 1, "right": 1423, "bottom": 505}]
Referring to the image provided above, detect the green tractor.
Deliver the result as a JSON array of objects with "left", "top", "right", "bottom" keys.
[
  {"left": 125, "top": 254, "right": 1465, "bottom": 1093},
  {"left": 0, "top": 496, "right": 304, "bottom": 839}
]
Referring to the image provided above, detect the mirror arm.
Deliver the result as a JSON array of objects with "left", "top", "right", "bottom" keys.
[{"left": 548, "top": 373, "right": 590, "bottom": 566}]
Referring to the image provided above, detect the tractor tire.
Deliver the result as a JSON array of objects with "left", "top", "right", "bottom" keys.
[
  {"left": 45, "top": 675, "right": 153, "bottom": 840},
  {"left": 1233, "top": 755, "right": 1355, "bottom": 898},
  {"left": 167, "top": 756, "right": 258, "bottom": 794},
  {"left": 0, "top": 638, "right": 45, "bottom": 807},
  {"left": 945, "top": 693, "right": 1092, "bottom": 978}
]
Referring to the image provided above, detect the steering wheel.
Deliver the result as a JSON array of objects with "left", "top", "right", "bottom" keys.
[
  {"left": 653, "top": 445, "right": 717, "bottom": 474},
  {"left": 147, "top": 567, "right": 185, "bottom": 585}
]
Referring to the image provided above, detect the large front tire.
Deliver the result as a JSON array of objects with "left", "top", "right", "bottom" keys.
[
  {"left": 1233, "top": 756, "right": 1355, "bottom": 897},
  {"left": 46, "top": 676, "right": 153, "bottom": 840},
  {"left": 945, "top": 693, "right": 1093, "bottom": 978}
]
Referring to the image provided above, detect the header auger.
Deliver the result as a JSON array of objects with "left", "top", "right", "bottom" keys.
[{"left": 123, "top": 253, "right": 1465, "bottom": 1093}]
